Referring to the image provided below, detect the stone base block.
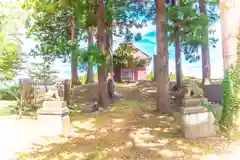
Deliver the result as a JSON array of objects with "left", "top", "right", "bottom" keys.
[
  {"left": 182, "top": 98, "right": 208, "bottom": 107},
  {"left": 37, "top": 101, "right": 71, "bottom": 136},
  {"left": 172, "top": 109, "right": 181, "bottom": 122},
  {"left": 180, "top": 106, "right": 216, "bottom": 139}
]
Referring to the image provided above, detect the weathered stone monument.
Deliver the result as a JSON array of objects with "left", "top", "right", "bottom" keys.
[
  {"left": 172, "top": 80, "right": 216, "bottom": 139},
  {"left": 37, "top": 92, "right": 71, "bottom": 136}
]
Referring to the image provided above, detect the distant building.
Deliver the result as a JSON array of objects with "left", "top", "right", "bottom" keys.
[{"left": 113, "top": 43, "right": 152, "bottom": 81}]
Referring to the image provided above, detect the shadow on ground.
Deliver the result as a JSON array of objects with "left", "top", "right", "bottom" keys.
[{"left": 16, "top": 82, "right": 229, "bottom": 160}]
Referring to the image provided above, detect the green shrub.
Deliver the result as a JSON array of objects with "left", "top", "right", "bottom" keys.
[
  {"left": 146, "top": 71, "right": 154, "bottom": 81},
  {"left": 219, "top": 65, "right": 240, "bottom": 132},
  {"left": 219, "top": 27, "right": 240, "bottom": 134},
  {"left": 78, "top": 74, "right": 87, "bottom": 85},
  {"left": 0, "top": 84, "right": 20, "bottom": 100},
  {"left": 169, "top": 72, "right": 176, "bottom": 81}
]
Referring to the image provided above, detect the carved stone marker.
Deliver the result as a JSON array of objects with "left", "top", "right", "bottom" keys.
[
  {"left": 37, "top": 101, "right": 71, "bottom": 136},
  {"left": 179, "top": 81, "right": 216, "bottom": 139}
]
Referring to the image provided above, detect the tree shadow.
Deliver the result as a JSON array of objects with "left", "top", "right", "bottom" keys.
[{"left": 15, "top": 82, "right": 229, "bottom": 160}]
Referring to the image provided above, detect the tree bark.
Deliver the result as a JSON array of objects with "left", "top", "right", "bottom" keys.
[
  {"left": 173, "top": 0, "right": 182, "bottom": 89},
  {"left": 106, "top": 26, "right": 113, "bottom": 77},
  {"left": 220, "top": 0, "right": 238, "bottom": 71},
  {"left": 200, "top": 0, "right": 211, "bottom": 85},
  {"left": 105, "top": 25, "right": 115, "bottom": 99},
  {"left": 174, "top": 37, "right": 182, "bottom": 88},
  {"left": 175, "top": 36, "right": 182, "bottom": 88},
  {"left": 155, "top": 0, "right": 170, "bottom": 113},
  {"left": 96, "top": 0, "right": 110, "bottom": 107},
  {"left": 70, "top": 15, "right": 80, "bottom": 86},
  {"left": 86, "top": 26, "right": 94, "bottom": 84}
]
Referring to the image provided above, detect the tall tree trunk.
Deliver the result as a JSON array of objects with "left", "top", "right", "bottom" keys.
[
  {"left": 106, "top": 25, "right": 115, "bottom": 99},
  {"left": 155, "top": 0, "right": 170, "bottom": 113},
  {"left": 106, "top": 26, "right": 113, "bottom": 77},
  {"left": 96, "top": 0, "right": 110, "bottom": 107},
  {"left": 175, "top": 37, "right": 182, "bottom": 88},
  {"left": 70, "top": 15, "right": 80, "bottom": 86},
  {"left": 200, "top": 0, "right": 211, "bottom": 85},
  {"left": 86, "top": 26, "right": 94, "bottom": 84},
  {"left": 219, "top": 0, "right": 238, "bottom": 71},
  {"left": 173, "top": 0, "right": 182, "bottom": 89}
]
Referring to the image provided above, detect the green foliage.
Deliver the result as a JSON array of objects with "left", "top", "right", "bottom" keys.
[
  {"left": 166, "top": 0, "right": 209, "bottom": 62},
  {"left": 0, "top": 84, "right": 20, "bottom": 100},
  {"left": 104, "top": 0, "right": 150, "bottom": 41},
  {"left": 78, "top": 44, "right": 107, "bottom": 67},
  {"left": 113, "top": 43, "right": 146, "bottom": 69},
  {"left": 78, "top": 74, "right": 87, "bottom": 85},
  {"left": 0, "top": 1, "right": 26, "bottom": 79},
  {"left": 148, "top": 0, "right": 219, "bottom": 63},
  {"left": 146, "top": 71, "right": 154, "bottom": 81},
  {"left": 23, "top": 0, "right": 149, "bottom": 62},
  {"left": 22, "top": 0, "right": 88, "bottom": 66},
  {"left": 28, "top": 57, "right": 58, "bottom": 83},
  {"left": 219, "top": 27, "right": 240, "bottom": 133},
  {"left": 25, "top": 8, "right": 73, "bottom": 60},
  {"left": 169, "top": 72, "right": 176, "bottom": 81},
  {"left": 219, "top": 69, "right": 239, "bottom": 132}
]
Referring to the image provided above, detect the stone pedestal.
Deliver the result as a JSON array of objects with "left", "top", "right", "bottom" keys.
[
  {"left": 180, "top": 106, "right": 216, "bottom": 139},
  {"left": 37, "top": 101, "right": 71, "bottom": 136}
]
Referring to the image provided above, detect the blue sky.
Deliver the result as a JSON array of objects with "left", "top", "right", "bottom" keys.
[
  {"left": 21, "top": 20, "right": 224, "bottom": 79},
  {"left": 130, "top": 21, "right": 224, "bottom": 79}
]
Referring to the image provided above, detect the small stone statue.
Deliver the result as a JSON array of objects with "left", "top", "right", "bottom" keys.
[
  {"left": 56, "top": 82, "right": 64, "bottom": 99},
  {"left": 182, "top": 80, "right": 204, "bottom": 98},
  {"left": 44, "top": 89, "right": 61, "bottom": 101}
]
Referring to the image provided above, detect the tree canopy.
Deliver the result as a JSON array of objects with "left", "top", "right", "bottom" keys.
[
  {"left": 113, "top": 43, "right": 146, "bottom": 69},
  {"left": 0, "top": 1, "right": 26, "bottom": 79},
  {"left": 145, "top": 0, "right": 219, "bottom": 63}
]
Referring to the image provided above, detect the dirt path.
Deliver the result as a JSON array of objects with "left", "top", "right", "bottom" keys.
[
  {"left": 0, "top": 83, "right": 235, "bottom": 160},
  {"left": 201, "top": 141, "right": 240, "bottom": 160},
  {"left": 11, "top": 83, "right": 230, "bottom": 160},
  {"left": 0, "top": 116, "right": 39, "bottom": 160}
]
